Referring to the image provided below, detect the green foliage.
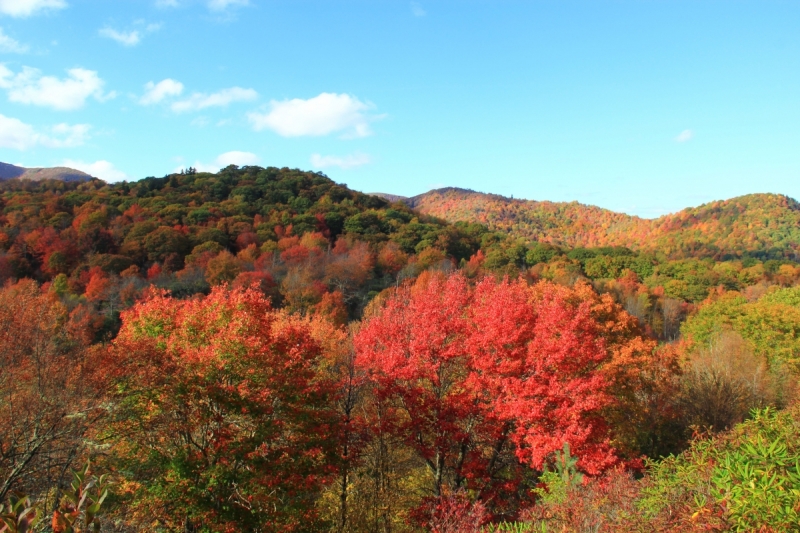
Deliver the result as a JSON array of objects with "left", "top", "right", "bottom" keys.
[
  {"left": 681, "top": 292, "right": 749, "bottom": 345},
  {"left": 536, "top": 443, "right": 585, "bottom": 501},
  {"left": 525, "top": 243, "right": 561, "bottom": 266},
  {"left": 52, "top": 461, "right": 111, "bottom": 533},
  {"left": 0, "top": 462, "right": 109, "bottom": 533},
  {"left": 761, "top": 285, "right": 800, "bottom": 307},
  {"left": 0, "top": 494, "right": 40, "bottom": 533},
  {"left": 640, "top": 406, "right": 800, "bottom": 532},
  {"left": 682, "top": 286, "right": 800, "bottom": 369}
]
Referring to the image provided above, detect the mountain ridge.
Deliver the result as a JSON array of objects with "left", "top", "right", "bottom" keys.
[{"left": 385, "top": 188, "right": 800, "bottom": 260}]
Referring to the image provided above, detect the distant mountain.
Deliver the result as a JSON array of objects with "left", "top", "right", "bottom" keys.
[
  {"left": 405, "top": 188, "right": 800, "bottom": 260},
  {"left": 0, "top": 162, "right": 92, "bottom": 182},
  {"left": 369, "top": 192, "right": 408, "bottom": 203},
  {"left": 0, "top": 162, "right": 26, "bottom": 180}
]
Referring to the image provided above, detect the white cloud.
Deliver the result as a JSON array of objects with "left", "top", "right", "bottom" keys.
[
  {"left": 139, "top": 79, "right": 254, "bottom": 113},
  {"left": 0, "top": 0, "right": 66, "bottom": 17},
  {"left": 0, "top": 113, "right": 37, "bottom": 149},
  {"left": 0, "top": 65, "right": 110, "bottom": 110},
  {"left": 171, "top": 86, "right": 257, "bottom": 112},
  {"left": 99, "top": 21, "right": 160, "bottom": 47},
  {"left": 0, "top": 27, "right": 27, "bottom": 52},
  {"left": 310, "top": 152, "right": 371, "bottom": 170},
  {"left": 248, "top": 92, "right": 379, "bottom": 138},
  {"left": 62, "top": 159, "right": 129, "bottom": 182},
  {"left": 99, "top": 27, "right": 141, "bottom": 46},
  {"left": 675, "top": 129, "right": 693, "bottom": 143},
  {"left": 0, "top": 113, "right": 89, "bottom": 150},
  {"left": 140, "top": 78, "right": 184, "bottom": 105},
  {"left": 208, "top": 0, "right": 248, "bottom": 11},
  {"left": 410, "top": 2, "right": 426, "bottom": 17},
  {"left": 48, "top": 122, "right": 90, "bottom": 147},
  {"left": 216, "top": 150, "right": 259, "bottom": 166},
  {"left": 178, "top": 150, "right": 260, "bottom": 174}
]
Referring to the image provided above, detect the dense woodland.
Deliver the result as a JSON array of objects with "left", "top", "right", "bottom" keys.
[{"left": 2, "top": 166, "right": 800, "bottom": 532}]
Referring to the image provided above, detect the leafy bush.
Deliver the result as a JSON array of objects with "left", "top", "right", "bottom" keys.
[{"left": 640, "top": 405, "right": 800, "bottom": 532}]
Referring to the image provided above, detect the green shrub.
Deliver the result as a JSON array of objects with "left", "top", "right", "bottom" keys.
[{"left": 641, "top": 405, "right": 800, "bottom": 532}]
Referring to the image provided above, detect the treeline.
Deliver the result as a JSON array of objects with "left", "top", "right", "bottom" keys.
[{"left": 1, "top": 168, "right": 798, "bottom": 345}]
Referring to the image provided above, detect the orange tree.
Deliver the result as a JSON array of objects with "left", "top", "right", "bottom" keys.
[
  {"left": 102, "top": 286, "right": 339, "bottom": 532},
  {"left": 0, "top": 279, "right": 97, "bottom": 503}
]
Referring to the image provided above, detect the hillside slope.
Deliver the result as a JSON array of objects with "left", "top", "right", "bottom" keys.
[
  {"left": 0, "top": 162, "right": 92, "bottom": 182},
  {"left": 406, "top": 188, "right": 800, "bottom": 259},
  {"left": 0, "top": 166, "right": 491, "bottom": 328}
]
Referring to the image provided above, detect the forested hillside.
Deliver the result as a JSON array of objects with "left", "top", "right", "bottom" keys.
[
  {"left": 0, "top": 166, "right": 494, "bottom": 338},
  {"left": 3, "top": 166, "right": 800, "bottom": 532},
  {"left": 407, "top": 187, "right": 800, "bottom": 260}
]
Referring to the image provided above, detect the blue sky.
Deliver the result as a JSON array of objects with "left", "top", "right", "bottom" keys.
[{"left": 1, "top": 0, "right": 799, "bottom": 217}]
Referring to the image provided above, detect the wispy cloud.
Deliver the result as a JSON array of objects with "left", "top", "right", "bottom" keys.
[
  {"left": 0, "top": 27, "right": 27, "bottom": 52},
  {"left": 99, "top": 27, "right": 141, "bottom": 46},
  {"left": 99, "top": 21, "right": 161, "bottom": 47},
  {"left": 140, "top": 78, "right": 184, "bottom": 105},
  {"left": 171, "top": 87, "right": 257, "bottom": 112},
  {"left": 674, "top": 129, "right": 693, "bottom": 143},
  {"left": 0, "top": 65, "right": 112, "bottom": 110},
  {"left": 0, "top": 113, "right": 89, "bottom": 150},
  {"left": 0, "top": 0, "right": 67, "bottom": 18},
  {"left": 248, "top": 92, "right": 381, "bottom": 138},
  {"left": 138, "top": 79, "right": 255, "bottom": 113},
  {"left": 62, "top": 159, "right": 130, "bottom": 182},
  {"left": 410, "top": 1, "right": 426, "bottom": 17},
  {"left": 310, "top": 152, "right": 371, "bottom": 170}
]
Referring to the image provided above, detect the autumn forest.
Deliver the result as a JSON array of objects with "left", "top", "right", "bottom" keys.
[{"left": 3, "top": 166, "right": 800, "bottom": 532}]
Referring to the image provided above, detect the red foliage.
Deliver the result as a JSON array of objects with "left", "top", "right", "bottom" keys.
[
  {"left": 315, "top": 213, "right": 332, "bottom": 239},
  {"left": 235, "top": 231, "right": 258, "bottom": 250},
  {"left": 356, "top": 274, "right": 491, "bottom": 497},
  {"left": 467, "top": 278, "right": 618, "bottom": 474},
  {"left": 84, "top": 267, "right": 111, "bottom": 302},
  {"left": 280, "top": 244, "right": 312, "bottom": 264},
  {"left": 313, "top": 290, "right": 349, "bottom": 327},
  {"left": 377, "top": 242, "right": 409, "bottom": 276},
  {"left": 146, "top": 263, "right": 162, "bottom": 280},
  {"left": 355, "top": 272, "right": 623, "bottom": 514},
  {"left": 463, "top": 250, "right": 485, "bottom": 278},
  {"left": 417, "top": 492, "right": 489, "bottom": 533},
  {"left": 0, "top": 254, "right": 13, "bottom": 283},
  {"left": 232, "top": 270, "right": 277, "bottom": 297}
]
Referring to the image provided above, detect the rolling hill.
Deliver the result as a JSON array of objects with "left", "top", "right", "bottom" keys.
[
  {"left": 0, "top": 162, "right": 92, "bottom": 182},
  {"left": 402, "top": 188, "right": 800, "bottom": 260}
]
